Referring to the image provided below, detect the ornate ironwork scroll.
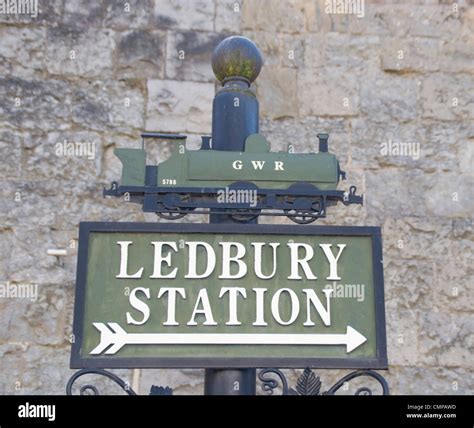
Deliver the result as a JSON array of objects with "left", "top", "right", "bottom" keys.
[
  {"left": 258, "top": 368, "right": 389, "bottom": 396},
  {"left": 66, "top": 369, "right": 137, "bottom": 395}
]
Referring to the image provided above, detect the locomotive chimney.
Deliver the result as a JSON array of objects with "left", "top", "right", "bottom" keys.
[
  {"left": 318, "top": 133, "right": 329, "bottom": 153},
  {"left": 211, "top": 36, "right": 262, "bottom": 151}
]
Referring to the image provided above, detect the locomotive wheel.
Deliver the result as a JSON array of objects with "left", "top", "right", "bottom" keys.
[
  {"left": 158, "top": 194, "right": 194, "bottom": 220},
  {"left": 230, "top": 209, "right": 261, "bottom": 223},
  {"left": 226, "top": 181, "right": 261, "bottom": 222},
  {"left": 157, "top": 210, "right": 187, "bottom": 220},
  {"left": 284, "top": 210, "right": 316, "bottom": 224},
  {"left": 285, "top": 200, "right": 322, "bottom": 224}
]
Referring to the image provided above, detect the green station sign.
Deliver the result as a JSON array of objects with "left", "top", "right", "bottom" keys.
[{"left": 71, "top": 223, "right": 387, "bottom": 369}]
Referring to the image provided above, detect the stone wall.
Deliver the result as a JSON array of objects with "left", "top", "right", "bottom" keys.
[{"left": 0, "top": 0, "right": 472, "bottom": 395}]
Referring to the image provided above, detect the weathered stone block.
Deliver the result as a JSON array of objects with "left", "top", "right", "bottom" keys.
[
  {"left": 256, "top": 66, "right": 298, "bottom": 119},
  {"left": 22, "top": 131, "right": 102, "bottom": 181},
  {"left": 72, "top": 80, "right": 145, "bottom": 132},
  {"left": 281, "top": 34, "right": 305, "bottom": 68},
  {"left": 396, "top": 367, "right": 473, "bottom": 395},
  {"left": 384, "top": 258, "right": 435, "bottom": 311},
  {"left": 421, "top": 74, "right": 474, "bottom": 121},
  {"left": 423, "top": 122, "right": 474, "bottom": 174},
  {"left": 0, "top": 27, "right": 46, "bottom": 77},
  {"left": 326, "top": 33, "right": 381, "bottom": 69},
  {"left": 0, "top": 77, "right": 72, "bottom": 131},
  {"left": 116, "top": 30, "right": 165, "bottom": 79},
  {"left": 0, "top": 283, "right": 68, "bottom": 346},
  {"left": 215, "top": 0, "right": 241, "bottom": 33},
  {"left": 360, "top": 74, "right": 418, "bottom": 123},
  {"left": 242, "top": 0, "right": 306, "bottom": 34},
  {"left": 386, "top": 309, "right": 420, "bottom": 366},
  {"left": 304, "top": 0, "right": 333, "bottom": 33},
  {"left": 366, "top": 169, "right": 462, "bottom": 218},
  {"left": 302, "top": 34, "right": 324, "bottom": 69},
  {"left": 382, "top": 217, "right": 453, "bottom": 260},
  {"left": 154, "top": 0, "right": 214, "bottom": 31},
  {"left": 0, "top": 129, "right": 22, "bottom": 178},
  {"left": 450, "top": 228, "right": 474, "bottom": 267},
  {"left": 424, "top": 173, "right": 474, "bottom": 218},
  {"left": 419, "top": 311, "right": 473, "bottom": 367},
  {"left": 18, "top": 346, "right": 70, "bottom": 394},
  {"left": 381, "top": 37, "right": 441, "bottom": 72},
  {"left": 353, "top": 119, "right": 471, "bottom": 175},
  {"left": 333, "top": 4, "right": 462, "bottom": 39},
  {"left": 407, "top": 5, "right": 462, "bottom": 39},
  {"left": 0, "top": 344, "right": 24, "bottom": 394},
  {"left": 0, "top": 180, "right": 75, "bottom": 233},
  {"left": 62, "top": 0, "right": 106, "bottom": 27},
  {"left": 351, "top": 119, "right": 426, "bottom": 170},
  {"left": 104, "top": 0, "right": 153, "bottom": 29},
  {"left": 299, "top": 67, "right": 360, "bottom": 117},
  {"left": 434, "top": 256, "right": 473, "bottom": 313},
  {"left": 0, "top": 229, "right": 13, "bottom": 280},
  {"left": 5, "top": 224, "right": 76, "bottom": 285},
  {"left": 146, "top": 79, "right": 213, "bottom": 134},
  {"left": 461, "top": 5, "right": 474, "bottom": 38},
  {"left": 46, "top": 26, "right": 115, "bottom": 77},
  {"left": 166, "top": 31, "right": 228, "bottom": 82}
]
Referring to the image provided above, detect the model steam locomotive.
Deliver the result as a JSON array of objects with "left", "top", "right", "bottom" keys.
[{"left": 103, "top": 132, "right": 363, "bottom": 224}]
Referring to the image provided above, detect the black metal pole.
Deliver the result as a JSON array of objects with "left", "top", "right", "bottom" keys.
[
  {"left": 204, "top": 368, "right": 256, "bottom": 395},
  {"left": 204, "top": 36, "right": 263, "bottom": 395}
]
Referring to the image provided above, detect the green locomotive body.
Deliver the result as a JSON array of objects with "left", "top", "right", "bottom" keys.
[{"left": 105, "top": 132, "right": 362, "bottom": 224}]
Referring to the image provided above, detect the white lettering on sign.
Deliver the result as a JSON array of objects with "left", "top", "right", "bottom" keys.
[
  {"left": 274, "top": 161, "right": 284, "bottom": 171},
  {"left": 124, "top": 286, "right": 334, "bottom": 329},
  {"left": 219, "top": 287, "right": 247, "bottom": 325},
  {"left": 185, "top": 241, "right": 216, "bottom": 278},
  {"left": 232, "top": 160, "right": 243, "bottom": 170},
  {"left": 320, "top": 244, "right": 346, "bottom": 280},
  {"left": 126, "top": 287, "right": 150, "bottom": 325},
  {"left": 251, "top": 160, "right": 266, "bottom": 170},
  {"left": 111, "top": 240, "right": 356, "bottom": 333},
  {"left": 231, "top": 160, "right": 285, "bottom": 171},
  {"left": 271, "top": 288, "right": 300, "bottom": 325},
  {"left": 303, "top": 288, "right": 333, "bottom": 326},
  {"left": 116, "top": 241, "right": 347, "bottom": 281},
  {"left": 287, "top": 243, "right": 318, "bottom": 280},
  {"left": 157, "top": 287, "right": 186, "bottom": 326},
  {"left": 150, "top": 242, "right": 178, "bottom": 278},
  {"left": 252, "top": 242, "right": 279, "bottom": 279},
  {"left": 219, "top": 242, "right": 247, "bottom": 279},
  {"left": 116, "top": 241, "right": 144, "bottom": 278},
  {"left": 252, "top": 287, "right": 268, "bottom": 326},
  {"left": 187, "top": 289, "right": 217, "bottom": 326}
]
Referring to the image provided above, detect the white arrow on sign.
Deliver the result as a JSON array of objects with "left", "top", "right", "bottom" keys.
[{"left": 90, "top": 323, "right": 367, "bottom": 355}]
